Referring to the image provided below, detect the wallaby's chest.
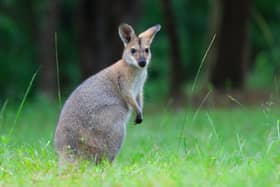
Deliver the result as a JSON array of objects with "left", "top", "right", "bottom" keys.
[{"left": 131, "top": 70, "right": 147, "bottom": 97}]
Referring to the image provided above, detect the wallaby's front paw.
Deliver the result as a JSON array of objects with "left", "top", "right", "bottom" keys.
[{"left": 135, "top": 113, "right": 143, "bottom": 124}]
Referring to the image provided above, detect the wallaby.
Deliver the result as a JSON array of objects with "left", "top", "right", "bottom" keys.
[{"left": 54, "top": 23, "right": 161, "bottom": 164}]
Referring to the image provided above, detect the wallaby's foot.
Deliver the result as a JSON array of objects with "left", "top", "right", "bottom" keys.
[{"left": 135, "top": 113, "right": 143, "bottom": 124}]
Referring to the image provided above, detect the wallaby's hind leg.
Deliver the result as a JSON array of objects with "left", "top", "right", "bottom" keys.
[
  {"left": 82, "top": 106, "right": 128, "bottom": 163},
  {"left": 55, "top": 105, "right": 129, "bottom": 164}
]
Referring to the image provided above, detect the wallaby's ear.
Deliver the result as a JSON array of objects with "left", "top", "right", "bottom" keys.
[
  {"left": 138, "top": 24, "right": 161, "bottom": 45},
  {"left": 118, "top": 23, "right": 136, "bottom": 46}
]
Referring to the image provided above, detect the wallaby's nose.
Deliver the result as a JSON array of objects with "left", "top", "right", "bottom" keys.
[{"left": 138, "top": 61, "right": 146, "bottom": 67}]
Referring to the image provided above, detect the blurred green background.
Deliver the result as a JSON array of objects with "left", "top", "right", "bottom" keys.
[
  {"left": 1, "top": 1, "right": 280, "bottom": 185},
  {"left": 0, "top": 0, "right": 279, "bottom": 106}
]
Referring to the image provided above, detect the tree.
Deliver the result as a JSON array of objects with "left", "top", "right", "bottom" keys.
[
  {"left": 76, "top": 0, "right": 140, "bottom": 80},
  {"left": 210, "top": 0, "right": 250, "bottom": 90},
  {"left": 160, "top": 0, "right": 184, "bottom": 104},
  {"left": 38, "top": 0, "right": 60, "bottom": 97}
]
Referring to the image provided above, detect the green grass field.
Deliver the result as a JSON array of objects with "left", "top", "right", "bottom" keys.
[{"left": 0, "top": 99, "right": 279, "bottom": 186}]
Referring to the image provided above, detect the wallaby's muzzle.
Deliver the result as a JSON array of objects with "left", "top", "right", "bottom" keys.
[
  {"left": 138, "top": 56, "right": 147, "bottom": 67},
  {"left": 138, "top": 60, "right": 146, "bottom": 67}
]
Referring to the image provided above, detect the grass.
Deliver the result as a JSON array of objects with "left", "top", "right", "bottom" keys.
[{"left": 0, "top": 99, "right": 280, "bottom": 186}]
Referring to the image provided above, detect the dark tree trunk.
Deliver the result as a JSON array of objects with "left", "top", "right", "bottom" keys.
[
  {"left": 76, "top": 0, "right": 98, "bottom": 79},
  {"left": 160, "top": 0, "right": 184, "bottom": 103},
  {"left": 38, "top": 0, "right": 60, "bottom": 97},
  {"left": 210, "top": 0, "right": 250, "bottom": 90},
  {"left": 76, "top": 0, "right": 140, "bottom": 80},
  {"left": 20, "top": 0, "right": 37, "bottom": 40}
]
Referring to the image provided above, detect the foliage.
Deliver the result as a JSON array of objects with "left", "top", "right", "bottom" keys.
[{"left": 0, "top": 0, "right": 279, "bottom": 100}]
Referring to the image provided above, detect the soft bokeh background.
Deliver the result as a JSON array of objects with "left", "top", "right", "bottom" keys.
[
  {"left": 1, "top": 1, "right": 280, "bottom": 186},
  {"left": 0, "top": 0, "right": 279, "bottom": 106}
]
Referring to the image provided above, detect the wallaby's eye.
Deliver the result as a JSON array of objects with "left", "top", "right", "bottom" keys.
[
  {"left": 131, "top": 48, "right": 137, "bottom": 54},
  {"left": 145, "top": 48, "right": 149, "bottom": 53}
]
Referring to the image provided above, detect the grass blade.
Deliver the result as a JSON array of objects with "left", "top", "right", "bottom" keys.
[
  {"left": 227, "top": 95, "right": 243, "bottom": 107},
  {"left": 191, "top": 89, "right": 212, "bottom": 124},
  {"left": 177, "top": 35, "right": 215, "bottom": 151},
  {"left": 14, "top": 70, "right": 39, "bottom": 124},
  {"left": 206, "top": 112, "right": 218, "bottom": 140},
  {"left": 55, "top": 32, "right": 62, "bottom": 109},
  {"left": 0, "top": 99, "right": 8, "bottom": 129},
  {"left": 0, "top": 99, "right": 8, "bottom": 119},
  {"left": 277, "top": 120, "right": 280, "bottom": 139},
  {"left": 191, "top": 34, "right": 216, "bottom": 93}
]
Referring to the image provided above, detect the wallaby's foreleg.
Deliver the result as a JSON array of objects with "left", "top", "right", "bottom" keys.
[
  {"left": 118, "top": 74, "right": 143, "bottom": 124},
  {"left": 136, "top": 90, "right": 143, "bottom": 109},
  {"left": 136, "top": 91, "right": 143, "bottom": 124},
  {"left": 123, "top": 94, "right": 142, "bottom": 124}
]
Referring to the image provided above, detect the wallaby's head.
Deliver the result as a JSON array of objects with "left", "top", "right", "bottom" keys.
[{"left": 119, "top": 23, "right": 161, "bottom": 69}]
